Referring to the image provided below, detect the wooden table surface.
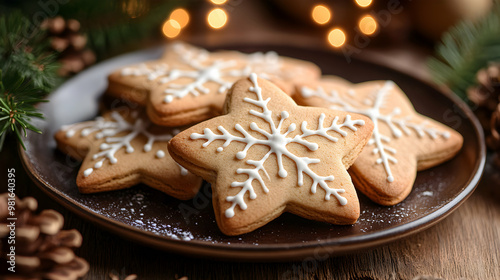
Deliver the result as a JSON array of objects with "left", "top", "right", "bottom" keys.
[{"left": 2, "top": 1, "right": 500, "bottom": 279}]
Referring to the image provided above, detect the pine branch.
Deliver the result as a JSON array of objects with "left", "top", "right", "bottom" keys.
[
  {"left": 0, "top": 70, "right": 47, "bottom": 150},
  {"left": 0, "top": 10, "right": 61, "bottom": 91},
  {"left": 427, "top": 4, "right": 500, "bottom": 100},
  {"left": 0, "top": 11, "right": 59, "bottom": 151}
]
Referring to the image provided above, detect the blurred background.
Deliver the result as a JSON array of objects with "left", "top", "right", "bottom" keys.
[{"left": 0, "top": 0, "right": 494, "bottom": 73}]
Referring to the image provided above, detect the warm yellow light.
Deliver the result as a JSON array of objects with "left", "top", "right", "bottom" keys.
[
  {"left": 328, "top": 28, "right": 346, "bottom": 48},
  {"left": 210, "top": 0, "right": 227, "bottom": 4},
  {"left": 311, "top": 5, "right": 331, "bottom": 25},
  {"left": 170, "top": 8, "right": 190, "bottom": 28},
  {"left": 162, "top": 19, "right": 181, "bottom": 38},
  {"left": 355, "top": 0, "right": 372, "bottom": 8},
  {"left": 207, "top": 8, "right": 228, "bottom": 29},
  {"left": 359, "top": 15, "right": 377, "bottom": 35}
]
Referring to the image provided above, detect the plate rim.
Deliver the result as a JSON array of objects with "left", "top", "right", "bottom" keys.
[{"left": 19, "top": 44, "right": 486, "bottom": 261}]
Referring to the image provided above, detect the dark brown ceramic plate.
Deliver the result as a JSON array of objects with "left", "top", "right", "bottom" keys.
[{"left": 20, "top": 45, "right": 485, "bottom": 261}]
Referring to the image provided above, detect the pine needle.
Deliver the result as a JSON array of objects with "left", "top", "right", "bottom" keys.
[
  {"left": 0, "top": 11, "right": 59, "bottom": 150},
  {"left": 427, "top": 4, "right": 500, "bottom": 100}
]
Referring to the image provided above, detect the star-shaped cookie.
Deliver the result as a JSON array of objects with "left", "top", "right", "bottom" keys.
[
  {"left": 54, "top": 109, "right": 202, "bottom": 199},
  {"left": 106, "top": 42, "right": 321, "bottom": 127},
  {"left": 296, "top": 77, "right": 464, "bottom": 205},
  {"left": 168, "top": 74, "right": 374, "bottom": 235}
]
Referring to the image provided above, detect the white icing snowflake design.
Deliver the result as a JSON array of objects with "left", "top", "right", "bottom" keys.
[
  {"left": 62, "top": 111, "right": 188, "bottom": 177},
  {"left": 121, "top": 43, "right": 284, "bottom": 104},
  {"left": 121, "top": 63, "right": 169, "bottom": 81},
  {"left": 301, "top": 81, "right": 451, "bottom": 183},
  {"left": 190, "top": 73, "right": 365, "bottom": 218}
]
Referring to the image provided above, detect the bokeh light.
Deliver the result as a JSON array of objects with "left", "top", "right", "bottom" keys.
[
  {"left": 162, "top": 19, "right": 181, "bottom": 38},
  {"left": 355, "top": 0, "right": 372, "bottom": 8},
  {"left": 210, "top": 0, "right": 227, "bottom": 4},
  {"left": 311, "top": 5, "right": 331, "bottom": 25},
  {"left": 207, "top": 8, "right": 228, "bottom": 29},
  {"left": 359, "top": 15, "right": 377, "bottom": 35},
  {"left": 328, "top": 28, "right": 346, "bottom": 48},
  {"left": 170, "top": 8, "right": 190, "bottom": 28}
]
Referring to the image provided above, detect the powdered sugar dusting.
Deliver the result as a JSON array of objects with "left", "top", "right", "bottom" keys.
[{"left": 421, "top": 191, "right": 434, "bottom": 197}]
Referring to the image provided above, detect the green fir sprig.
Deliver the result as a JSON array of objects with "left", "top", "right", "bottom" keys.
[
  {"left": 427, "top": 4, "right": 500, "bottom": 100},
  {"left": 0, "top": 11, "right": 60, "bottom": 150},
  {"left": 0, "top": 70, "right": 47, "bottom": 149}
]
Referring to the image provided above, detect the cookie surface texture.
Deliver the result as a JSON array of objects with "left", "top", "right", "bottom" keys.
[
  {"left": 54, "top": 109, "right": 202, "bottom": 199},
  {"left": 168, "top": 74, "right": 373, "bottom": 235},
  {"left": 296, "top": 77, "right": 464, "bottom": 206},
  {"left": 107, "top": 42, "right": 321, "bottom": 127}
]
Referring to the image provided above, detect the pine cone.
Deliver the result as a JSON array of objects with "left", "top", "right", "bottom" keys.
[
  {"left": 468, "top": 63, "right": 500, "bottom": 169},
  {"left": 468, "top": 63, "right": 500, "bottom": 142},
  {"left": 0, "top": 193, "right": 89, "bottom": 280},
  {"left": 490, "top": 104, "right": 500, "bottom": 169},
  {"left": 41, "top": 17, "right": 96, "bottom": 77}
]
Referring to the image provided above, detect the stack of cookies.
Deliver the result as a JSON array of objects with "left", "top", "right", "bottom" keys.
[{"left": 55, "top": 42, "right": 463, "bottom": 236}]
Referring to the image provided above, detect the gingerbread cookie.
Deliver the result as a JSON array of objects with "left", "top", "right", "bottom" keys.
[
  {"left": 106, "top": 42, "right": 321, "bottom": 127},
  {"left": 296, "top": 77, "right": 464, "bottom": 206},
  {"left": 54, "top": 109, "right": 202, "bottom": 199},
  {"left": 168, "top": 74, "right": 373, "bottom": 235}
]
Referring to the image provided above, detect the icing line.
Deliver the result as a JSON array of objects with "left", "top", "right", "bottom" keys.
[
  {"left": 120, "top": 44, "right": 288, "bottom": 103},
  {"left": 301, "top": 81, "right": 451, "bottom": 183},
  {"left": 63, "top": 112, "right": 179, "bottom": 177},
  {"left": 191, "top": 73, "right": 365, "bottom": 218}
]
